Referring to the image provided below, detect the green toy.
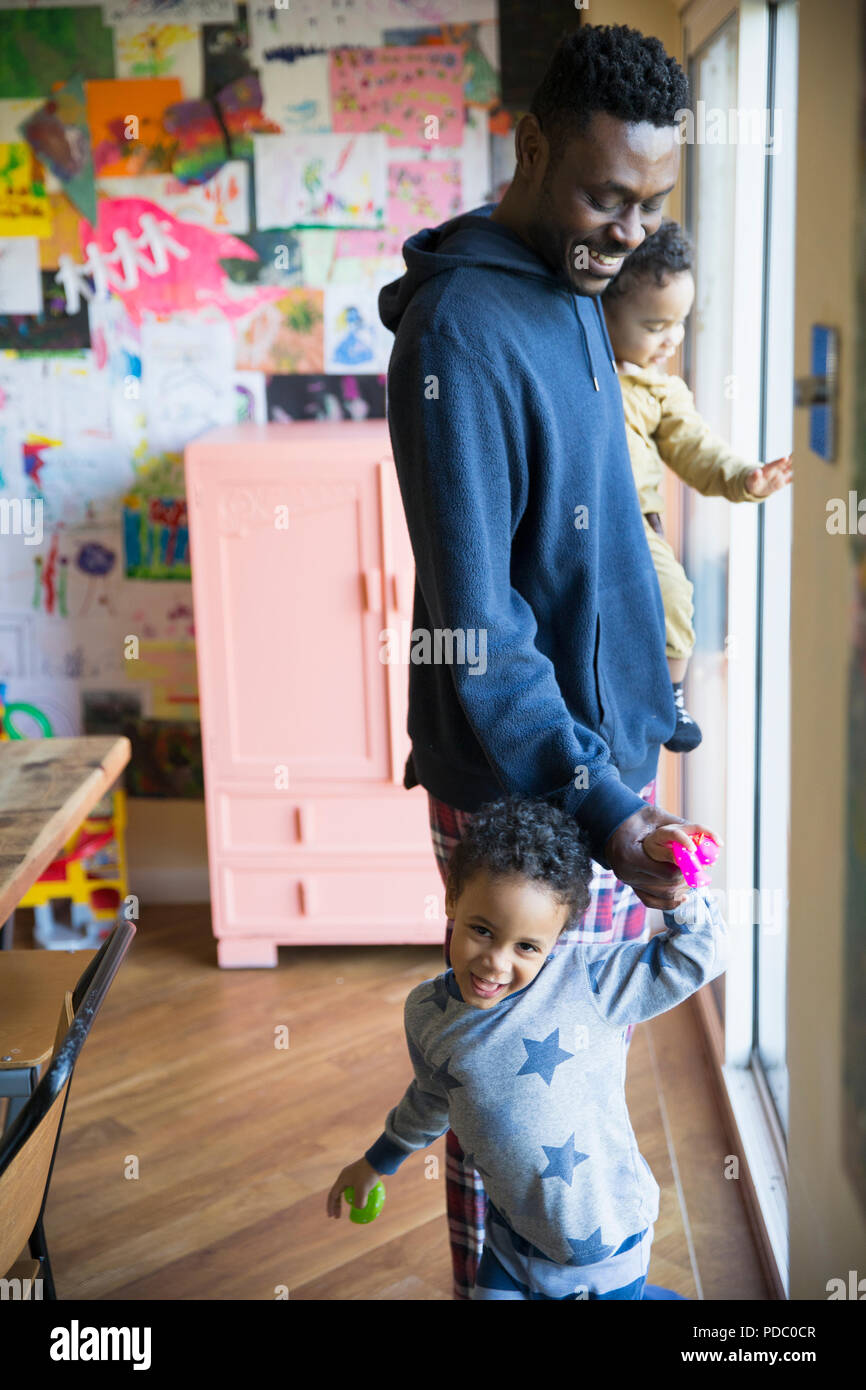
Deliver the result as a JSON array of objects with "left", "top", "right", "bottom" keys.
[{"left": 344, "top": 1181, "right": 386, "bottom": 1224}]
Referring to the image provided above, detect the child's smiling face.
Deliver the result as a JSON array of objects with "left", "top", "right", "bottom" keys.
[
  {"left": 603, "top": 268, "right": 695, "bottom": 370},
  {"left": 446, "top": 869, "right": 572, "bottom": 1009}
]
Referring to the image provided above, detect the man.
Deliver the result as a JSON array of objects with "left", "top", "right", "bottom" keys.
[{"left": 379, "top": 24, "right": 701, "bottom": 1299}]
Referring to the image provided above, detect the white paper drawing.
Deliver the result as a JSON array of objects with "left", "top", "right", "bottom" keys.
[
  {"left": 253, "top": 133, "right": 386, "bottom": 229},
  {"left": 140, "top": 314, "right": 236, "bottom": 454},
  {"left": 102, "top": 0, "right": 235, "bottom": 25},
  {"left": 0, "top": 238, "right": 43, "bottom": 314},
  {"left": 98, "top": 164, "right": 251, "bottom": 235},
  {"left": 258, "top": 54, "right": 332, "bottom": 134},
  {"left": 247, "top": 0, "right": 496, "bottom": 57},
  {"left": 233, "top": 370, "right": 267, "bottom": 424},
  {"left": 324, "top": 282, "right": 392, "bottom": 374}
]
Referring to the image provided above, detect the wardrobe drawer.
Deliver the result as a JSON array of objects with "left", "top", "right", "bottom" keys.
[
  {"left": 222, "top": 864, "right": 437, "bottom": 931},
  {"left": 217, "top": 792, "right": 432, "bottom": 854}
]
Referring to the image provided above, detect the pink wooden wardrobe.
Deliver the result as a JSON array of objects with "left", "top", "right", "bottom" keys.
[{"left": 185, "top": 420, "right": 443, "bottom": 967}]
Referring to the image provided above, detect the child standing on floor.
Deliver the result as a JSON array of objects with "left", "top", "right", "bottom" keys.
[
  {"left": 326, "top": 797, "right": 726, "bottom": 1300},
  {"left": 602, "top": 219, "right": 793, "bottom": 753}
]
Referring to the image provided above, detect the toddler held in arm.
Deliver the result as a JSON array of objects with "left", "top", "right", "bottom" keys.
[
  {"left": 602, "top": 218, "right": 793, "bottom": 753},
  {"left": 327, "top": 797, "right": 727, "bottom": 1300}
]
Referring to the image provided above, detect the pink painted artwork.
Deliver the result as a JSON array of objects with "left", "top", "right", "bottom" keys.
[
  {"left": 336, "top": 159, "right": 462, "bottom": 259},
  {"left": 58, "top": 198, "right": 285, "bottom": 324},
  {"left": 329, "top": 45, "right": 465, "bottom": 147}
]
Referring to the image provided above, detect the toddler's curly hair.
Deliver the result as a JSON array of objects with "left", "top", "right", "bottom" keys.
[
  {"left": 602, "top": 218, "right": 694, "bottom": 302},
  {"left": 445, "top": 796, "right": 593, "bottom": 930}
]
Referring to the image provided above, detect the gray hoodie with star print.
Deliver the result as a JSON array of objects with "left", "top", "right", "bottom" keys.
[{"left": 365, "top": 890, "right": 727, "bottom": 1267}]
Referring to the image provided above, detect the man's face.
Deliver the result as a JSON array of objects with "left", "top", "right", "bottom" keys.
[
  {"left": 521, "top": 110, "right": 681, "bottom": 296},
  {"left": 446, "top": 869, "right": 570, "bottom": 1010}
]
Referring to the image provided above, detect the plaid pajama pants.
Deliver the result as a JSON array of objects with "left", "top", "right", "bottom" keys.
[{"left": 427, "top": 777, "right": 657, "bottom": 1302}]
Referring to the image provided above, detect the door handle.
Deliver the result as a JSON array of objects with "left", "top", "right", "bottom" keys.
[{"left": 793, "top": 325, "right": 838, "bottom": 461}]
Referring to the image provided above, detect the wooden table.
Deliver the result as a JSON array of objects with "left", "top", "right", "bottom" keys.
[
  {"left": 0, "top": 736, "right": 131, "bottom": 926},
  {"left": 0, "top": 737, "right": 131, "bottom": 1128}
]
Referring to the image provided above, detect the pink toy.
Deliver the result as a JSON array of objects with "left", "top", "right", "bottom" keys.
[{"left": 668, "top": 831, "right": 720, "bottom": 889}]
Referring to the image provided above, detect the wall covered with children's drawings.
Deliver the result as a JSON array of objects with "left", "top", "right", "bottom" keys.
[{"left": 0, "top": 0, "right": 576, "bottom": 801}]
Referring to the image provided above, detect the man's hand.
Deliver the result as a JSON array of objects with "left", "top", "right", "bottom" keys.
[
  {"left": 603, "top": 806, "right": 722, "bottom": 910},
  {"left": 745, "top": 454, "right": 793, "bottom": 497},
  {"left": 326, "top": 1156, "right": 380, "bottom": 1219}
]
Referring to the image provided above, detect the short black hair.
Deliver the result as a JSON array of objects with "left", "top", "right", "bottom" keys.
[
  {"left": 445, "top": 796, "right": 593, "bottom": 929},
  {"left": 602, "top": 217, "right": 694, "bottom": 302},
  {"left": 530, "top": 25, "right": 690, "bottom": 168}
]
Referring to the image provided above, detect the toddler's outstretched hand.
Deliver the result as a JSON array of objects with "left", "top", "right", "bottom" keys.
[
  {"left": 326, "top": 1156, "right": 380, "bottom": 1219},
  {"left": 746, "top": 454, "right": 793, "bottom": 497}
]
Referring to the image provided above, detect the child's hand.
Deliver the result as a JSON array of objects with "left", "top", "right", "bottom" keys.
[
  {"left": 326, "top": 1156, "right": 380, "bottom": 1220},
  {"left": 641, "top": 822, "right": 722, "bottom": 901},
  {"left": 745, "top": 454, "right": 793, "bottom": 497}
]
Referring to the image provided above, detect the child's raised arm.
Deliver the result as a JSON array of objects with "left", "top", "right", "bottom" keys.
[
  {"left": 653, "top": 374, "right": 783, "bottom": 504},
  {"left": 581, "top": 825, "right": 727, "bottom": 1027}
]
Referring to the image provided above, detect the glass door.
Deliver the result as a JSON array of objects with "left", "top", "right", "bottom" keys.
[{"left": 681, "top": 0, "right": 798, "bottom": 1290}]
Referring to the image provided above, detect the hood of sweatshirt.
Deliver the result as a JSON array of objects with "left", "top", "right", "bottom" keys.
[{"left": 379, "top": 202, "right": 612, "bottom": 393}]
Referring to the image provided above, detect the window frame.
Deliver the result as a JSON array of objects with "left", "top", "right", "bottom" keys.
[{"left": 680, "top": 0, "right": 793, "bottom": 1296}]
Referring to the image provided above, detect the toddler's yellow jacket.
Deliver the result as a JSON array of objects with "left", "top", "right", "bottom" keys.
[{"left": 618, "top": 365, "right": 764, "bottom": 515}]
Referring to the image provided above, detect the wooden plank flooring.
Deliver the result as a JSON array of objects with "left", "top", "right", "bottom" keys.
[{"left": 6, "top": 906, "right": 774, "bottom": 1300}]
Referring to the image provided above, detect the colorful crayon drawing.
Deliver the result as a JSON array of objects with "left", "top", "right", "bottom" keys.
[
  {"left": 0, "top": 271, "right": 91, "bottom": 350},
  {"left": 123, "top": 452, "right": 190, "bottom": 580},
  {"left": 57, "top": 198, "right": 284, "bottom": 324},
  {"left": 75, "top": 539, "right": 119, "bottom": 616},
  {"left": 265, "top": 372, "right": 386, "bottom": 423},
  {"left": 235, "top": 287, "right": 324, "bottom": 372},
  {"left": 31, "top": 526, "right": 70, "bottom": 617},
  {"left": 98, "top": 163, "right": 251, "bottom": 234},
  {"left": 103, "top": 0, "right": 235, "bottom": 24},
  {"left": 37, "top": 194, "right": 85, "bottom": 270},
  {"left": 124, "top": 493, "right": 190, "bottom": 580},
  {"left": 0, "top": 8, "right": 114, "bottom": 102},
  {"left": 113, "top": 21, "right": 201, "bottom": 87},
  {"left": 86, "top": 78, "right": 184, "bottom": 177},
  {"left": 324, "top": 283, "right": 391, "bottom": 373},
  {"left": 329, "top": 45, "right": 465, "bottom": 147},
  {"left": 220, "top": 229, "right": 304, "bottom": 288},
  {"left": 19, "top": 75, "right": 96, "bottom": 224},
  {"left": 133, "top": 640, "right": 199, "bottom": 719},
  {"left": 253, "top": 133, "right": 386, "bottom": 230},
  {"left": 163, "top": 75, "right": 280, "bottom": 185},
  {"left": 382, "top": 21, "right": 500, "bottom": 108},
  {"left": 336, "top": 158, "right": 461, "bottom": 259},
  {"left": 115, "top": 715, "right": 204, "bottom": 800},
  {"left": 0, "top": 143, "right": 51, "bottom": 237}
]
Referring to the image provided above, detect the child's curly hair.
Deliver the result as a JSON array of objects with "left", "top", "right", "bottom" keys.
[
  {"left": 445, "top": 796, "right": 593, "bottom": 929},
  {"left": 603, "top": 218, "right": 694, "bottom": 302}
]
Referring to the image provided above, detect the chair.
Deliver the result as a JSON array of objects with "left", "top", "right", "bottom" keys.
[
  {"left": 0, "top": 919, "right": 135, "bottom": 1299},
  {"left": 0, "top": 948, "right": 100, "bottom": 1135}
]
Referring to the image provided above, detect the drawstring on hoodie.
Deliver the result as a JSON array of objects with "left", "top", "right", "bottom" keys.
[
  {"left": 594, "top": 294, "right": 619, "bottom": 379},
  {"left": 565, "top": 290, "right": 618, "bottom": 393}
]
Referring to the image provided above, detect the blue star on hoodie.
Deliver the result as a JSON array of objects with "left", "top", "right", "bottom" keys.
[
  {"left": 540, "top": 1134, "right": 590, "bottom": 1185},
  {"left": 516, "top": 1029, "right": 574, "bottom": 1087},
  {"left": 565, "top": 1226, "right": 616, "bottom": 1266}
]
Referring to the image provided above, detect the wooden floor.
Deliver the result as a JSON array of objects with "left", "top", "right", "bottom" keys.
[{"left": 7, "top": 905, "right": 774, "bottom": 1300}]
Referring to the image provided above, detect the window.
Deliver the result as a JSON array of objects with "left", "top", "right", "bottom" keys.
[{"left": 681, "top": 0, "right": 798, "bottom": 1292}]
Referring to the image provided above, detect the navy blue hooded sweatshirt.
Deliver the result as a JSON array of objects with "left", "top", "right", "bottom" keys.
[{"left": 378, "top": 204, "right": 676, "bottom": 869}]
